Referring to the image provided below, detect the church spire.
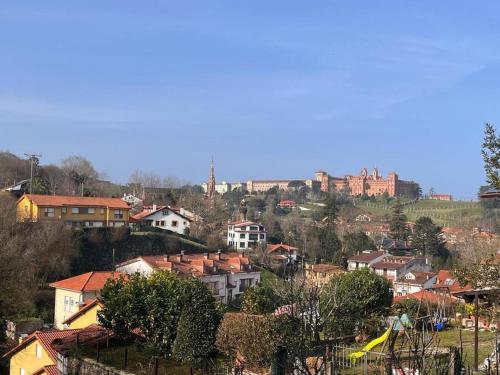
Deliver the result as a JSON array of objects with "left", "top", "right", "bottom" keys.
[{"left": 207, "top": 157, "right": 216, "bottom": 207}]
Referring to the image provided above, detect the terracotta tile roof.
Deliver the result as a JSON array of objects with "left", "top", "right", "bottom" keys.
[
  {"left": 63, "top": 298, "right": 102, "bottom": 325},
  {"left": 393, "top": 290, "right": 455, "bottom": 304},
  {"left": 2, "top": 329, "right": 81, "bottom": 362},
  {"left": 19, "top": 194, "right": 130, "bottom": 209},
  {"left": 267, "top": 243, "right": 298, "bottom": 253},
  {"left": 33, "top": 365, "right": 59, "bottom": 375},
  {"left": 228, "top": 220, "right": 263, "bottom": 227},
  {"left": 309, "top": 263, "right": 344, "bottom": 274},
  {"left": 348, "top": 251, "right": 386, "bottom": 263},
  {"left": 49, "top": 271, "right": 123, "bottom": 292},
  {"left": 118, "top": 252, "right": 256, "bottom": 277}
]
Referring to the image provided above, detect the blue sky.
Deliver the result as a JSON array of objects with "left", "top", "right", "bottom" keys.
[{"left": 1, "top": 1, "right": 499, "bottom": 198}]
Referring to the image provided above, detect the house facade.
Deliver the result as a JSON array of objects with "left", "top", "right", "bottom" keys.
[
  {"left": 227, "top": 221, "right": 266, "bottom": 250},
  {"left": 49, "top": 271, "right": 122, "bottom": 329},
  {"left": 131, "top": 205, "right": 191, "bottom": 234},
  {"left": 305, "top": 263, "right": 344, "bottom": 286},
  {"left": 370, "top": 256, "right": 431, "bottom": 281},
  {"left": 347, "top": 250, "right": 387, "bottom": 271},
  {"left": 16, "top": 194, "right": 131, "bottom": 228},
  {"left": 393, "top": 271, "right": 437, "bottom": 297},
  {"left": 116, "top": 251, "right": 261, "bottom": 304},
  {"left": 267, "top": 243, "right": 298, "bottom": 264}
]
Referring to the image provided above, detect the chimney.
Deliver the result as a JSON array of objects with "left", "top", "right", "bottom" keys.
[
  {"left": 239, "top": 251, "right": 245, "bottom": 258},
  {"left": 216, "top": 249, "right": 221, "bottom": 260},
  {"left": 204, "top": 252, "right": 209, "bottom": 259},
  {"left": 152, "top": 204, "right": 157, "bottom": 211}
]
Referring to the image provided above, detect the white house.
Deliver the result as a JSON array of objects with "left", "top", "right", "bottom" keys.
[
  {"left": 115, "top": 251, "right": 261, "bottom": 304},
  {"left": 347, "top": 250, "right": 387, "bottom": 271},
  {"left": 393, "top": 271, "right": 437, "bottom": 297},
  {"left": 131, "top": 205, "right": 191, "bottom": 235},
  {"left": 227, "top": 221, "right": 266, "bottom": 250},
  {"left": 370, "top": 256, "right": 431, "bottom": 282}
]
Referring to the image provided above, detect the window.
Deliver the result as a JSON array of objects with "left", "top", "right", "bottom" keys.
[
  {"left": 172, "top": 220, "right": 178, "bottom": 227},
  {"left": 100, "top": 208, "right": 105, "bottom": 214},
  {"left": 250, "top": 226, "right": 258, "bottom": 231},
  {"left": 239, "top": 279, "right": 252, "bottom": 293},
  {"left": 64, "top": 296, "right": 70, "bottom": 312},
  {"left": 88, "top": 207, "right": 95, "bottom": 214},
  {"left": 160, "top": 221, "right": 165, "bottom": 226},
  {"left": 71, "top": 207, "right": 79, "bottom": 214},
  {"left": 260, "top": 234, "right": 265, "bottom": 239},
  {"left": 61, "top": 207, "right": 67, "bottom": 214},
  {"left": 43, "top": 207, "right": 55, "bottom": 217},
  {"left": 162, "top": 210, "right": 169, "bottom": 215},
  {"left": 114, "top": 210, "right": 123, "bottom": 219},
  {"left": 239, "top": 233, "right": 245, "bottom": 239},
  {"left": 239, "top": 242, "right": 245, "bottom": 248},
  {"left": 155, "top": 220, "right": 160, "bottom": 226},
  {"left": 249, "top": 234, "right": 258, "bottom": 241},
  {"left": 36, "top": 343, "right": 42, "bottom": 358}
]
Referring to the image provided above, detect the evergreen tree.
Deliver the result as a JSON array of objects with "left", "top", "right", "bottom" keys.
[
  {"left": 173, "top": 279, "right": 222, "bottom": 368},
  {"left": 412, "top": 216, "right": 448, "bottom": 259},
  {"left": 389, "top": 199, "right": 410, "bottom": 241},
  {"left": 482, "top": 123, "right": 500, "bottom": 188},
  {"left": 322, "top": 194, "right": 339, "bottom": 228}
]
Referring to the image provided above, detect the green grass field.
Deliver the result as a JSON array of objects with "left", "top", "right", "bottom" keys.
[{"left": 356, "top": 199, "right": 483, "bottom": 226}]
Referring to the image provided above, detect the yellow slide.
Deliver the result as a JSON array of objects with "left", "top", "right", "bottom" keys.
[{"left": 348, "top": 328, "right": 391, "bottom": 360}]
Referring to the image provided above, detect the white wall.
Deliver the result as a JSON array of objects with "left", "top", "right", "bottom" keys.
[
  {"left": 145, "top": 209, "right": 190, "bottom": 235},
  {"left": 116, "top": 259, "right": 155, "bottom": 276}
]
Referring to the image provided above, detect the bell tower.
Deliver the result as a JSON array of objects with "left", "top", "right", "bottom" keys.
[{"left": 207, "top": 158, "right": 216, "bottom": 207}]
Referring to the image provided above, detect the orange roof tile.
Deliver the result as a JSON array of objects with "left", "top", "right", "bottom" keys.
[
  {"left": 267, "top": 243, "right": 298, "bottom": 253},
  {"left": 393, "top": 290, "right": 455, "bottom": 304},
  {"left": 33, "top": 365, "right": 59, "bottom": 375},
  {"left": 20, "top": 194, "right": 130, "bottom": 209},
  {"left": 49, "top": 272, "right": 123, "bottom": 292}
]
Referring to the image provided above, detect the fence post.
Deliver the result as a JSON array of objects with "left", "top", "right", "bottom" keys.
[
  {"left": 123, "top": 347, "right": 128, "bottom": 369},
  {"left": 364, "top": 353, "right": 368, "bottom": 375}
]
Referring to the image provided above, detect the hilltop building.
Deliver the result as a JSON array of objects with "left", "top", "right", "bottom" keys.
[{"left": 130, "top": 204, "right": 191, "bottom": 234}]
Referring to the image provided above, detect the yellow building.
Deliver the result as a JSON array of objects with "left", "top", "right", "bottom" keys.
[
  {"left": 305, "top": 263, "right": 344, "bottom": 287},
  {"left": 49, "top": 271, "right": 122, "bottom": 329},
  {"left": 62, "top": 299, "right": 102, "bottom": 329},
  {"left": 16, "top": 194, "right": 131, "bottom": 228},
  {"left": 3, "top": 329, "right": 80, "bottom": 375}
]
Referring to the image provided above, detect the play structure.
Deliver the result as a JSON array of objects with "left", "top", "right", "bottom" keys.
[{"left": 348, "top": 314, "right": 412, "bottom": 360}]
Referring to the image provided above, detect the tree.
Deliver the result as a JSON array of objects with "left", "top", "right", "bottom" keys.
[
  {"left": 61, "top": 156, "right": 98, "bottom": 195},
  {"left": 342, "top": 231, "right": 376, "bottom": 258},
  {"left": 481, "top": 123, "right": 500, "bottom": 188},
  {"left": 241, "top": 283, "right": 282, "bottom": 314},
  {"left": 321, "top": 194, "right": 339, "bottom": 228},
  {"left": 287, "top": 180, "right": 306, "bottom": 189},
  {"left": 389, "top": 199, "right": 410, "bottom": 241},
  {"left": 40, "top": 164, "right": 67, "bottom": 195},
  {"left": 99, "top": 271, "right": 222, "bottom": 365},
  {"left": 321, "top": 268, "right": 392, "bottom": 339},
  {"left": 412, "top": 216, "right": 448, "bottom": 260},
  {"left": 306, "top": 226, "right": 341, "bottom": 263},
  {"left": 172, "top": 279, "right": 223, "bottom": 368}
]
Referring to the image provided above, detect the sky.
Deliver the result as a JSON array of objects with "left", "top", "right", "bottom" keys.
[{"left": 1, "top": 1, "right": 499, "bottom": 199}]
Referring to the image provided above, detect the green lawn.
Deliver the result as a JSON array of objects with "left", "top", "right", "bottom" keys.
[
  {"left": 356, "top": 199, "right": 483, "bottom": 227},
  {"left": 78, "top": 343, "right": 202, "bottom": 374}
]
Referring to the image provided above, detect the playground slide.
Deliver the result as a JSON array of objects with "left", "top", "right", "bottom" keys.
[{"left": 348, "top": 328, "right": 392, "bottom": 360}]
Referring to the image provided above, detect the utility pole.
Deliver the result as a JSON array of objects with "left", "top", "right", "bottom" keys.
[{"left": 24, "top": 153, "right": 42, "bottom": 194}]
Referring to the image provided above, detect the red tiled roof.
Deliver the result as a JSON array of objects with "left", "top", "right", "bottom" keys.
[
  {"left": 131, "top": 205, "right": 192, "bottom": 222},
  {"left": 33, "top": 365, "right": 59, "bottom": 375},
  {"left": 267, "top": 243, "right": 298, "bottom": 254},
  {"left": 2, "top": 329, "right": 81, "bottom": 362},
  {"left": 118, "top": 252, "right": 256, "bottom": 277},
  {"left": 49, "top": 272, "right": 123, "bottom": 292},
  {"left": 228, "top": 220, "right": 262, "bottom": 227},
  {"left": 63, "top": 298, "right": 102, "bottom": 325},
  {"left": 308, "top": 263, "right": 344, "bottom": 274},
  {"left": 19, "top": 194, "right": 130, "bottom": 209},
  {"left": 393, "top": 290, "right": 455, "bottom": 304}
]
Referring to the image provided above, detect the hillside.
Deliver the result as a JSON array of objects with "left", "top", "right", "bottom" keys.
[{"left": 355, "top": 199, "right": 483, "bottom": 227}]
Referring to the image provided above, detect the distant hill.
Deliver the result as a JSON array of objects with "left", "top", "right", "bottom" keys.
[{"left": 355, "top": 198, "right": 483, "bottom": 227}]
